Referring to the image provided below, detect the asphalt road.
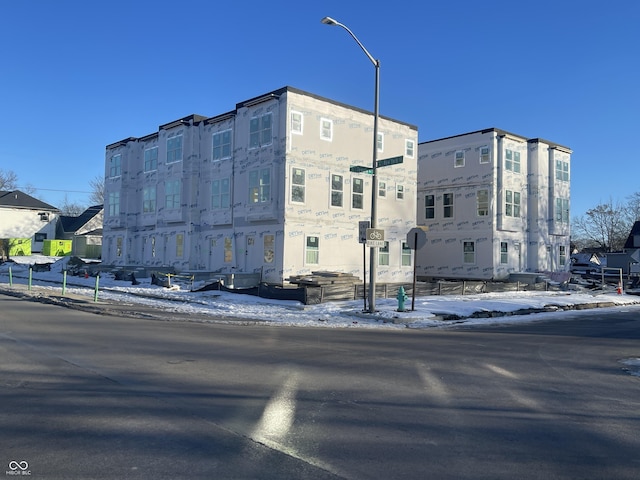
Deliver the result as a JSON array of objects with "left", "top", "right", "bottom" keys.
[{"left": 1, "top": 293, "right": 639, "bottom": 479}]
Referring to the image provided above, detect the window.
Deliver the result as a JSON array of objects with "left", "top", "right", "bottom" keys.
[
  {"left": 378, "top": 241, "right": 389, "bottom": 266},
  {"left": 291, "top": 111, "right": 303, "bottom": 134},
  {"left": 306, "top": 236, "right": 319, "bottom": 264},
  {"left": 165, "top": 179, "right": 181, "bottom": 209},
  {"left": 167, "top": 135, "right": 183, "bottom": 163},
  {"left": 401, "top": 241, "right": 412, "bottom": 266},
  {"left": 477, "top": 189, "right": 489, "bottom": 216},
  {"left": 176, "top": 234, "right": 184, "bottom": 257},
  {"left": 378, "top": 181, "right": 386, "bottom": 198},
  {"left": 224, "top": 237, "right": 233, "bottom": 263},
  {"left": 454, "top": 151, "right": 465, "bottom": 168},
  {"left": 396, "top": 184, "right": 404, "bottom": 200},
  {"left": 213, "top": 130, "right": 232, "bottom": 160},
  {"left": 505, "top": 190, "right": 521, "bottom": 217},
  {"left": 352, "top": 177, "right": 364, "bottom": 209},
  {"left": 143, "top": 186, "right": 156, "bottom": 213},
  {"left": 116, "top": 236, "right": 123, "bottom": 257},
  {"left": 212, "top": 178, "right": 230, "bottom": 209},
  {"left": 425, "top": 194, "right": 435, "bottom": 219},
  {"left": 463, "top": 241, "right": 475, "bottom": 264},
  {"left": 108, "top": 191, "right": 120, "bottom": 216},
  {"left": 144, "top": 147, "right": 158, "bottom": 172},
  {"left": 555, "top": 197, "right": 569, "bottom": 224},
  {"left": 480, "top": 146, "right": 490, "bottom": 164},
  {"left": 559, "top": 245, "right": 567, "bottom": 266},
  {"left": 505, "top": 149, "right": 521, "bottom": 173},
  {"left": 109, "top": 154, "right": 121, "bottom": 177},
  {"left": 500, "top": 242, "right": 508, "bottom": 264},
  {"left": 249, "top": 113, "right": 272, "bottom": 148},
  {"left": 331, "top": 174, "right": 343, "bottom": 207},
  {"left": 291, "top": 168, "right": 305, "bottom": 203},
  {"left": 264, "top": 234, "right": 275, "bottom": 263},
  {"left": 34, "top": 233, "right": 47, "bottom": 242},
  {"left": 376, "top": 132, "right": 384, "bottom": 152},
  {"left": 249, "top": 168, "right": 270, "bottom": 203},
  {"left": 320, "top": 118, "right": 333, "bottom": 141},
  {"left": 555, "top": 160, "right": 569, "bottom": 182},
  {"left": 443, "top": 192, "right": 454, "bottom": 218},
  {"left": 405, "top": 139, "right": 415, "bottom": 158},
  {"left": 151, "top": 237, "right": 156, "bottom": 257}
]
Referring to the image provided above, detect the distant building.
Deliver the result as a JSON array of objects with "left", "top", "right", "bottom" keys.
[
  {"left": 103, "top": 86, "right": 418, "bottom": 284},
  {"left": 416, "top": 128, "right": 572, "bottom": 280},
  {"left": 0, "top": 190, "right": 59, "bottom": 254},
  {"left": 56, "top": 205, "right": 103, "bottom": 258}
]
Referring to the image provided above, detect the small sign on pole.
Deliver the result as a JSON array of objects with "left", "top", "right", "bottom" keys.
[{"left": 366, "top": 228, "right": 385, "bottom": 247}]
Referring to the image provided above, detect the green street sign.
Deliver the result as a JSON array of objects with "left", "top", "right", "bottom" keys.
[{"left": 377, "top": 155, "right": 403, "bottom": 168}]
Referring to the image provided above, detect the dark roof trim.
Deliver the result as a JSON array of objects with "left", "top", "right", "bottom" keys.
[
  {"left": 419, "top": 127, "right": 570, "bottom": 150},
  {"left": 204, "top": 111, "right": 236, "bottom": 125},
  {"left": 159, "top": 114, "right": 208, "bottom": 131},
  {"left": 527, "top": 137, "right": 573, "bottom": 153},
  {"left": 106, "top": 136, "right": 138, "bottom": 149}
]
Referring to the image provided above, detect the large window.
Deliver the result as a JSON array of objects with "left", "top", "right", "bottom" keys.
[
  {"left": 443, "top": 193, "right": 454, "bottom": 218},
  {"left": 176, "top": 234, "right": 184, "bottom": 258},
  {"left": 264, "top": 235, "right": 275, "bottom": 264},
  {"left": 480, "top": 146, "right": 490, "bottom": 164},
  {"left": 505, "top": 149, "right": 521, "bottom": 173},
  {"left": 555, "top": 197, "right": 569, "bottom": 224},
  {"left": 500, "top": 242, "right": 508, "bottom": 264},
  {"left": 108, "top": 191, "right": 120, "bottom": 216},
  {"left": 352, "top": 177, "right": 364, "bottom": 209},
  {"left": 477, "top": 189, "right": 489, "bottom": 216},
  {"left": 320, "top": 118, "right": 333, "bottom": 141},
  {"left": 167, "top": 135, "right": 183, "bottom": 163},
  {"left": 213, "top": 130, "right": 232, "bottom": 160},
  {"left": 212, "top": 178, "right": 230, "bottom": 209},
  {"left": 165, "top": 179, "right": 181, "bottom": 209},
  {"left": 109, "top": 154, "right": 121, "bottom": 178},
  {"left": 291, "top": 168, "right": 305, "bottom": 203},
  {"left": 143, "top": 186, "right": 156, "bottom": 213},
  {"left": 463, "top": 241, "right": 475, "bottom": 264},
  {"left": 306, "top": 236, "right": 319, "bottom": 264},
  {"left": 249, "top": 168, "right": 270, "bottom": 203},
  {"left": 425, "top": 194, "right": 435, "bottom": 219},
  {"left": 290, "top": 111, "right": 303, "bottom": 134},
  {"left": 405, "top": 139, "right": 415, "bottom": 158},
  {"left": 378, "top": 241, "right": 389, "bottom": 266},
  {"left": 505, "top": 190, "right": 521, "bottom": 217},
  {"left": 555, "top": 160, "right": 569, "bottom": 182},
  {"left": 401, "top": 241, "right": 412, "bottom": 266},
  {"left": 144, "top": 147, "right": 158, "bottom": 172},
  {"left": 249, "top": 113, "right": 272, "bottom": 149},
  {"left": 331, "top": 174, "right": 343, "bottom": 207}
]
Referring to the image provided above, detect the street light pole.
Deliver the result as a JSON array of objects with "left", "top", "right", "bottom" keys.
[{"left": 321, "top": 16, "right": 380, "bottom": 313}]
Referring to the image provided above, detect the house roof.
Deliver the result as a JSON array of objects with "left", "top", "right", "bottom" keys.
[
  {"left": 623, "top": 221, "right": 640, "bottom": 249},
  {"left": 0, "top": 190, "right": 58, "bottom": 211},
  {"left": 59, "top": 205, "right": 103, "bottom": 234}
]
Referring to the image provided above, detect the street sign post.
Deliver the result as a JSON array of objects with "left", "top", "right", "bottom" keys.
[{"left": 406, "top": 226, "right": 428, "bottom": 310}]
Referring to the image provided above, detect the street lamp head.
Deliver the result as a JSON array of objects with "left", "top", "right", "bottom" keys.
[{"left": 321, "top": 16, "right": 339, "bottom": 26}]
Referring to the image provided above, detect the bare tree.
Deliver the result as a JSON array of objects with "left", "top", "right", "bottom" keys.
[
  {"left": 89, "top": 175, "right": 104, "bottom": 205},
  {"left": 623, "top": 192, "right": 640, "bottom": 225},
  {"left": 0, "top": 169, "right": 18, "bottom": 191},
  {"left": 572, "top": 199, "right": 630, "bottom": 252},
  {"left": 59, "top": 194, "right": 85, "bottom": 216}
]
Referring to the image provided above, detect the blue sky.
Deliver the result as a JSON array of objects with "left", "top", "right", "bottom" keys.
[{"left": 1, "top": 0, "right": 638, "bottom": 218}]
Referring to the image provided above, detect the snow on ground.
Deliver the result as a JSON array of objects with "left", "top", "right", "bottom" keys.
[{"left": 1, "top": 256, "right": 640, "bottom": 330}]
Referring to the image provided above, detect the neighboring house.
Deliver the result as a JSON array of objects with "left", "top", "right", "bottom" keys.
[
  {"left": 103, "top": 86, "right": 418, "bottom": 284},
  {"left": 570, "top": 252, "right": 603, "bottom": 274},
  {"left": 606, "top": 220, "right": 640, "bottom": 275},
  {"left": 415, "top": 128, "right": 572, "bottom": 281},
  {"left": 56, "top": 205, "right": 103, "bottom": 258},
  {"left": 0, "top": 190, "right": 59, "bottom": 254},
  {"left": 622, "top": 220, "right": 640, "bottom": 254}
]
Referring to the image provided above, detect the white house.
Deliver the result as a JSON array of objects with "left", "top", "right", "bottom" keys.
[
  {"left": 103, "top": 86, "right": 418, "bottom": 284},
  {"left": 416, "top": 128, "right": 572, "bottom": 280},
  {"left": 0, "top": 190, "right": 59, "bottom": 254}
]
